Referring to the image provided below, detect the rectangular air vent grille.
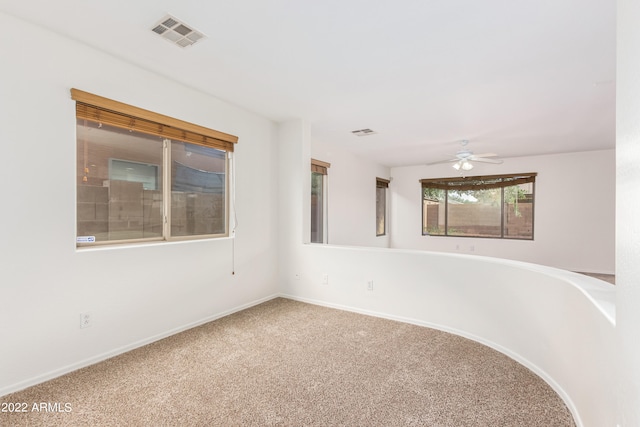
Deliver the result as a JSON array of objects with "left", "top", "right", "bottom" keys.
[
  {"left": 352, "top": 128, "right": 377, "bottom": 136},
  {"left": 162, "top": 17, "right": 179, "bottom": 28},
  {"left": 151, "top": 15, "right": 206, "bottom": 48}
]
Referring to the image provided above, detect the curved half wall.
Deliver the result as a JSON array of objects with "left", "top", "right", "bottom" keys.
[{"left": 281, "top": 245, "right": 615, "bottom": 427}]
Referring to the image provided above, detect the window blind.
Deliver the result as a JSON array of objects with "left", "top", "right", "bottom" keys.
[
  {"left": 376, "top": 178, "right": 390, "bottom": 188},
  {"left": 311, "top": 158, "right": 331, "bottom": 175},
  {"left": 420, "top": 173, "right": 537, "bottom": 191},
  {"left": 71, "top": 88, "right": 238, "bottom": 152}
]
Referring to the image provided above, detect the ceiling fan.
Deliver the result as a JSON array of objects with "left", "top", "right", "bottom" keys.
[{"left": 427, "top": 140, "right": 503, "bottom": 171}]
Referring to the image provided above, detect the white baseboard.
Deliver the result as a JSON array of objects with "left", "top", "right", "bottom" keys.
[
  {"left": 2, "top": 292, "right": 583, "bottom": 427},
  {"left": 0, "top": 293, "right": 280, "bottom": 398}
]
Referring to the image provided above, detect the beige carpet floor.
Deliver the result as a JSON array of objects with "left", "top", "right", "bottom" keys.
[{"left": 1, "top": 298, "right": 574, "bottom": 426}]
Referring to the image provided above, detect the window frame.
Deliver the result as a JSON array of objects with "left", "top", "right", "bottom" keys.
[
  {"left": 376, "top": 178, "right": 389, "bottom": 237},
  {"left": 310, "top": 159, "right": 330, "bottom": 244},
  {"left": 420, "top": 172, "right": 536, "bottom": 240},
  {"left": 73, "top": 89, "right": 238, "bottom": 247}
]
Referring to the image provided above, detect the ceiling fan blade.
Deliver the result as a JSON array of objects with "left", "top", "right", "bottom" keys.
[
  {"left": 425, "top": 158, "right": 458, "bottom": 166},
  {"left": 471, "top": 157, "right": 504, "bottom": 164},
  {"left": 429, "top": 140, "right": 504, "bottom": 167}
]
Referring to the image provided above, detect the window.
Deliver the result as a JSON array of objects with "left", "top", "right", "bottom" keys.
[
  {"left": 73, "top": 89, "right": 238, "bottom": 246},
  {"left": 421, "top": 173, "right": 536, "bottom": 239},
  {"left": 311, "top": 159, "right": 330, "bottom": 243},
  {"left": 376, "top": 178, "right": 389, "bottom": 236}
]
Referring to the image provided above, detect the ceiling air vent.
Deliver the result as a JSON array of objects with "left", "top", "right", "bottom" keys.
[
  {"left": 351, "top": 129, "right": 377, "bottom": 137},
  {"left": 151, "top": 15, "right": 206, "bottom": 48}
]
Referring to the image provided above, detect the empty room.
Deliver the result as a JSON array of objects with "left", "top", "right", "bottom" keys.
[{"left": 1, "top": 1, "right": 638, "bottom": 426}]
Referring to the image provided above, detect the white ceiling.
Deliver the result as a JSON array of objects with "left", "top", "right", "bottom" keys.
[{"left": 0, "top": 0, "right": 616, "bottom": 167}]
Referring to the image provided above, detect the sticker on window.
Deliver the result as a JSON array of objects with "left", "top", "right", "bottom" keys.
[{"left": 77, "top": 236, "right": 96, "bottom": 243}]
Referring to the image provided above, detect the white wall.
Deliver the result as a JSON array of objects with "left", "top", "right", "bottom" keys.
[
  {"left": 389, "top": 150, "right": 615, "bottom": 274},
  {"left": 0, "top": 8, "right": 625, "bottom": 426},
  {"left": 311, "top": 140, "right": 391, "bottom": 248},
  {"left": 0, "top": 12, "right": 280, "bottom": 395},
  {"left": 616, "top": 0, "right": 640, "bottom": 424},
  {"left": 281, "top": 121, "right": 616, "bottom": 427}
]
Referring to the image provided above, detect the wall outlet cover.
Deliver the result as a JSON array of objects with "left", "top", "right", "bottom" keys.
[{"left": 80, "top": 312, "right": 92, "bottom": 329}]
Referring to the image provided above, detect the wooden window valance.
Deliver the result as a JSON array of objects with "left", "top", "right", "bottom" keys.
[
  {"left": 311, "top": 158, "right": 331, "bottom": 175},
  {"left": 71, "top": 89, "right": 238, "bottom": 152},
  {"left": 420, "top": 172, "right": 537, "bottom": 191}
]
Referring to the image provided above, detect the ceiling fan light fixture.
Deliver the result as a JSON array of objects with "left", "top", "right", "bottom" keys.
[
  {"left": 452, "top": 160, "right": 473, "bottom": 170},
  {"left": 429, "top": 140, "right": 502, "bottom": 169}
]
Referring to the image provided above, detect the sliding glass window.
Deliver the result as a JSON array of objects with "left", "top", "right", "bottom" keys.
[
  {"left": 421, "top": 173, "right": 536, "bottom": 240},
  {"left": 73, "top": 89, "right": 237, "bottom": 246}
]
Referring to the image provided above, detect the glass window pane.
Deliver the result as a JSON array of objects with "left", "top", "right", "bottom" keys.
[
  {"left": 76, "top": 120, "right": 163, "bottom": 243},
  {"left": 447, "top": 189, "right": 502, "bottom": 237},
  {"left": 423, "top": 188, "right": 445, "bottom": 235},
  {"left": 504, "top": 183, "right": 534, "bottom": 239},
  {"left": 110, "top": 159, "right": 158, "bottom": 190},
  {"left": 311, "top": 172, "right": 324, "bottom": 243},
  {"left": 376, "top": 186, "right": 386, "bottom": 236},
  {"left": 171, "top": 141, "right": 226, "bottom": 237}
]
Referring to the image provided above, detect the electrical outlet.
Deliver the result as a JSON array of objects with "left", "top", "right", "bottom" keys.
[
  {"left": 80, "top": 312, "right": 92, "bottom": 329},
  {"left": 367, "top": 280, "right": 374, "bottom": 291},
  {"left": 322, "top": 274, "right": 329, "bottom": 285}
]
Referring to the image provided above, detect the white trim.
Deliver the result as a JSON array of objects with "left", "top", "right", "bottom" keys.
[{"left": 0, "top": 294, "right": 280, "bottom": 397}]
